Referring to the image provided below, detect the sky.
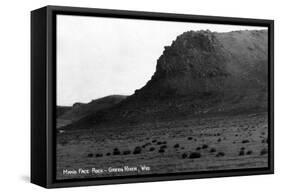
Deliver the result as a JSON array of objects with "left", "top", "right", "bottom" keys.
[{"left": 57, "top": 15, "right": 267, "bottom": 106}]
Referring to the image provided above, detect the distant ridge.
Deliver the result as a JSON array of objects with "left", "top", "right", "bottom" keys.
[
  {"left": 57, "top": 106, "right": 71, "bottom": 117},
  {"left": 57, "top": 95, "right": 127, "bottom": 128}
]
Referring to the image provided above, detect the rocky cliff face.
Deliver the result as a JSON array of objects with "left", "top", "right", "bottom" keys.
[
  {"left": 136, "top": 30, "right": 230, "bottom": 98},
  {"left": 136, "top": 30, "right": 267, "bottom": 99},
  {"left": 123, "top": 30, "right": 268, "bottom": 117},
  {"left": 62, "top": 29, "right": 268, "bottom": 130}
]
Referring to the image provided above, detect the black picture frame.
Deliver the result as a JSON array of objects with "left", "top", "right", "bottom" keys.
[{"left": 31, "top": 5, "right": 274, "bottom": 188}]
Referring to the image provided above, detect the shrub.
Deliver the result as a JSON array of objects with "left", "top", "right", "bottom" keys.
[
  {"left": 123, "top": 150, "right": 131, "bottom": 155},
  {"left": 113, "top": 148, "right": 121, "bottom": 155},
  {"left": 87, "top": 153, "right": 94, "bottom": 158},
  {"left": 202, "top": 144, "right": 208, "bottom": 149},
  {"left": 133, "top": 146, "right": 142, "bottom": 154},
  {"left": 239, "top": 150, "right": 245, "bottom": 156},
  {"left": 216, "top": 152, "right": 225, "bottom": 157},
  {"left": 182, "top": 153, "right": 188, "bottom": 159},
  {"left": 189, "top": 152, "right": 201, "bottom": 159},
  {"left": 242, "top": 140, "right": 250, "bottom": 144},
  {"left": 246, "top": 150, "right": 253, "bottom": 155},
  {"left": 96, "top": 153, "right": 103, "bottom": 157},
  {"left": 174, "top": 144, "right": 180, "bottom": 148},
  {"left": 262, "top": 138, "right": 268, "bottom": 144},
  {"left": 260, "top": 148, "right": 268, "bottom": 155}
]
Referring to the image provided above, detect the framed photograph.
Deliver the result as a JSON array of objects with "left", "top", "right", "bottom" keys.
[{"left": 31, "top": 5, "right": 274, "bottom": 188}]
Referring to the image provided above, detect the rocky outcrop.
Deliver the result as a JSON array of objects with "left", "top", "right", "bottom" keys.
[
  {"left": 62, "top": 29, "right": 268, "bottom": 130},
  {"left": 131, "top": 30, "right": 268, "bottom": 113},
  {"left": 136, "top": 30, "right": 267, "bottom": 99}
]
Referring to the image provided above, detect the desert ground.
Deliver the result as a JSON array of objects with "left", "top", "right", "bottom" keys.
[{"left": 56, "top": 111, "right": 268, "bottom": 179}]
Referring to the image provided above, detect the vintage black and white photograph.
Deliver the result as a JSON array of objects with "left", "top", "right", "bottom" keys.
[{"left": 56, "top": 15, "right": 269, "bottom": 180}]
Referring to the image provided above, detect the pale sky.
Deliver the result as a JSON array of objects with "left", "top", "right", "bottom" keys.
[{"left": 57, "top": 15, "right": 267, "bottom": 106}]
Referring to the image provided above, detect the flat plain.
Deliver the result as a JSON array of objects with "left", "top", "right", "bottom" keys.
[{"left": 56, "top": 111, "right": 268, "bottom": 179}]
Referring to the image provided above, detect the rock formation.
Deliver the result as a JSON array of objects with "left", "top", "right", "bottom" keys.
[{"left": 62, "top": 29, "right": 268, "bottom": 130}]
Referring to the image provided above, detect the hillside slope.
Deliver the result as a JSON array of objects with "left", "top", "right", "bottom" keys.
[{"left": 57, "top": 95, "right": 127, "bottom": 128}]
